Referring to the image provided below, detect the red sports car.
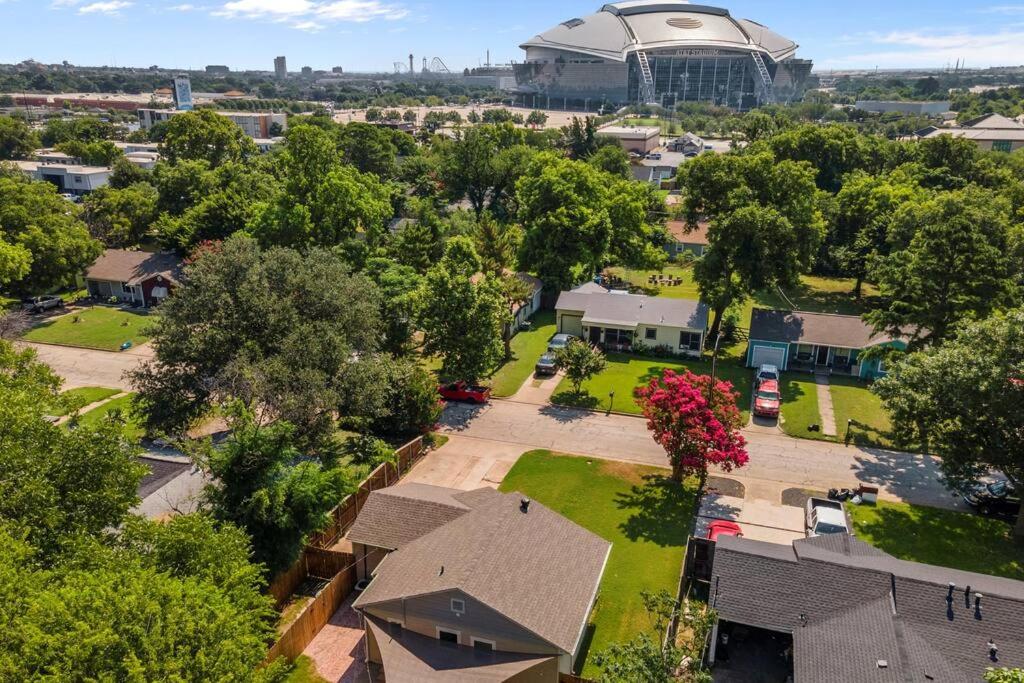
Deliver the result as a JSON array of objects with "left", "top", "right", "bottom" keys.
[
  {"left": 753, "top": 379, "right": 781, "bottom": 418},
  {"left": 438, "top": 381, "right": 491, "bottom": 404},
  {"left": 706, "top": 520, "right": 743, "bottom": 542}
]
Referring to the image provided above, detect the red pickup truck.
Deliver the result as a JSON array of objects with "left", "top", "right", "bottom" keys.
[{"left": 438, "top": 381, "right": 491, "bottom": 404}]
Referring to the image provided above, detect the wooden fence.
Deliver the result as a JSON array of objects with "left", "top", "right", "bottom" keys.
[
  {"left": 265, "top": 553, "right": 357, "bottom": 663},
  {"left": 307, "top": 435, "right": 427, "bottom": 550},
  {"left": 559, "top": 673, "right": 595, "bottom": 683},
  {"left": 268, "top": 546, "right": 354, "bottom": 610}
]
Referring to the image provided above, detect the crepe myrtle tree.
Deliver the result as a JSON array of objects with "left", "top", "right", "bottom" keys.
[
  {"left": 635, "top": 369, "right": 748, "bottom": 485},
  {"left": 555, "top": 339, "right": 607, "bottom": 395}
]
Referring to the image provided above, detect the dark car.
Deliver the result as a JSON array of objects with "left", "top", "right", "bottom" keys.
[
  {"left": 535, "top": 353, "right": 558, "bottom": 377},
  {"left": 438, "top": 381, "right": 491, "bottom": 404},
  {"left": 963, "top": 480, "right": 1020, "bottom": 517},
  {"left": 22, "top": 295, "right": 64, "bottom": 314}
]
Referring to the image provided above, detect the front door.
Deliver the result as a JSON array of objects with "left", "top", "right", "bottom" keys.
[
  {"left": 815, "top": 345, "right": 830, "bottom": 365},
  {"left": 589, "top": 326, "right": 601, "bottom": 344}
]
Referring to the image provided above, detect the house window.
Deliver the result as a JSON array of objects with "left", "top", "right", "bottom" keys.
[
  {"left": 993, "top": 140, "right": 1013, "bottom": 153},
  {"left": 388, "top": 621, "right": 403, "bottom": 637},
  {"left": 645, "top": 327, "right": 657, "bottom": 341},
  {"left": 437, "top": 628, "right": 459, "bottom": 645},
  {"left": 679, "top": 331, "right": 701, "bottom": 351},
  {"left": 471, "top": 637, "right": 495, "bottom": 652},
  {"left": 832, "top": 347, "right": 851, "bottom": 367},
  {"left": 605, "top": 328, "right": 632, "bottom": 346},
  {"left": 675, "top": 243, "right": 684, "bottom": 253},
  {"left": 74, "top": 176, "right": 83, "bottom": 182},
  {"left": 450, "top": 598, "right": 465, "bottom": 615},
  {"left": 795, "top": 343, "right": 814, "bottom": 361}
]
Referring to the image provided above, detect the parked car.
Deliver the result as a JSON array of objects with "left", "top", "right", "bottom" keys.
[
  {"left": 706, "top": 520, "right": 743, "bottom": 542},
  {"left": 535, "top": 353, "right": 558, "bottom": 377},
  {"left": 547, "top": 334, "right": 575, "bottom": 352},
  {"left": 805, "top": 498, "right": 849, "bottom": 537},
  {"left": 645, "top": 152, "right": 662, "bottom": 160},
  {"left": 21, "top": 295, "right": 64, "bottom": 314},
  {"left": 753, "top": 379, "right": 781, "bottom": 419},
  {"left": 963, "top": 480, "right": 1020, "bottom": 517},
  {"left": 438, "top": 381, "right": 491, "bottom": 404},
  {"left": 755, "top": 363, "right": 779, "bottom": 387}
]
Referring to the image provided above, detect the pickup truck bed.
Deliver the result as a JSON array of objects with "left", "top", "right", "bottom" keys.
[{"left": 805, "top": 497, "right": 850, "bottom": 537}]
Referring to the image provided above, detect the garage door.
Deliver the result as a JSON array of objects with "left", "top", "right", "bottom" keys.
[
  {"left": 750, "top": 345, "right": 786, "bottom": 370},
  {"left": 559, "top": 314, "right": 583, "bottom": 337}
]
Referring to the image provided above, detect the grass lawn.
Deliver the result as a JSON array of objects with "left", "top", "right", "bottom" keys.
[
  {"left": 754, "top": 275, "right": 880, "bottom": 316},
  {"left": 849, "top": 500, "right": 1024, "bottom": 580},
  {"left": 778, "top": 373, "right": 828, "bottom": 440},
  {"left": 487, "top": 310, "right": 557, "bottom": 397},
  {"left": 552, "top": 352, "right": 753, "bottom": 421},
  {"left": 282, "top": 655, "right": 327, "bottom": 683},
  {"left": 23, "top": 306, "right": 157, "bottom": 351},
  {"left": 58, "top": 387, "right": 122, "bottom": 415},
  {"left": 606, "top": 264, "right": 701, "bottom": 300},
  {"left": 75, "top": 392, "right": 144, "bottom": 441},
  {"left": 499, "top": 450, "right": 698, "bottom": 677},
  {"left": 829, "top": 376, "right": 909, "bottom": 450}
]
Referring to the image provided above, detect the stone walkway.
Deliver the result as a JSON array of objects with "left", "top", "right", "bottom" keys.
[
  {"left": 302, "top": 593, "right": 367, "bottom": 683},
  {"left": 814, "top": 374, "right": 837, "bottom": 436},
  {"left": 507, "top": 369, "right": 563, "bottom": 405}
]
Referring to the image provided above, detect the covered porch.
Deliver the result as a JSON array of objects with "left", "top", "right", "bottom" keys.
[
  {"left": 581, "top": 318, "right": 637, "bottom": 354},
  {"left": 787, "top": 343, "right": 860, "bottom": 376}
]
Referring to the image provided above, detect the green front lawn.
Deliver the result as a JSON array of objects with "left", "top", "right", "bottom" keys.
[
  {"left": 487, "top": 310, "right": 557, "bottom": 397},
  {"left": 75, "top": 392, "right": 145, "bottom": 441},
  {"left": 499, "top": 450, "right": 698, "bottom": 677},
  {"left": 754, "top": 275, "right": 880, "bottom": 316},
  {"left": 778, "top": 373, "right": 827, "bottom": 440},
  {"left": 552, "top": 352, "right": 753, "bottom": 421},
  {"left": 23, "top": 306, "right": 157, "bottom": 351},
  {"left": 58, "top": 387, "right": 122, "bottom": 415},
  {"left": 830, "top": 376, "right": 905, "bottom": 449},
  {"left": 849, "top": 500, "right": 1024, "bottom": 580}
]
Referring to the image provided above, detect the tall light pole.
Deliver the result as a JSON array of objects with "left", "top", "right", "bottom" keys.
[{"left": 707, "top": 331, "right": 723, "bottom": 409}]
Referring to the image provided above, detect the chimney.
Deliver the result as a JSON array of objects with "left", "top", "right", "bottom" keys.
[
  {"left": 947, "top": 582, "right": 955, "bottom": 602},
  {"left": 520, "top": 497, "right": 531, "bottom": 513},
  {"left": 975, "top": 593, "right": 984, "bottom": 620}
]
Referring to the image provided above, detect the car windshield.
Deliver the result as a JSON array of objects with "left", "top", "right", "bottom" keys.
[
  {"left": 815, "top": 523, "right": 846, "bottom": 534},
  {"left": 988, "top": 481, "right": 1009, "bottom": 496},
  {"left": 759, "top": 372, "right": 778, "bottom": 381},
  {"left": 757, "top": 391, "right": 779, "bottom": 401}
]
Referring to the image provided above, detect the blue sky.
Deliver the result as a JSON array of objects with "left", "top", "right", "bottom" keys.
[{"left": 1, "top": 0, "right": 1023, "bottom": 73}]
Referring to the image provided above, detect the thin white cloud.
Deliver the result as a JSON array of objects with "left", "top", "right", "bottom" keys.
[
  {"left": 213, "top": 0, "right": 408, "bottom": 29},
  {"left": 78, "top": 0, "right": 131, "bottom": 13},
  {"left": 169, "top": 3, "right": 196, "bottom": 9},
  {"left": 822, "top": 28, "right": 1024, "bottom": 68}
]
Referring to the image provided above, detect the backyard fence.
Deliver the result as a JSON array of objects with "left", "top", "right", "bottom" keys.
[
  {"left": 306, "top": 435, "right": 428, "bottom": 550},
  {"left": 268, "top": 546, "right": 354, "bottom": 610},
  {"left": 559, "top": 673, "right": 595, "bottom": 683},
  {"left": 265, "top": 553, "right": 357, "bottom": 664}
]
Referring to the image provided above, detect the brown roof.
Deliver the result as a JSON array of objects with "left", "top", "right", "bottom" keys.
[
  {"left": 345, "top": 483, "right": 499, "bottom": 551},
  {"left": 354, "top": 490, "right": 611, "bottom": 654},
  {"left": 85, "top": 249, "right": 182, "bottom": 286},
  {"left": 365, "top": 616, "right": 554, "bottom": 681},
  {"left": 748, "top": 309, "right": 902, "bottom": 349},
  {"left": 666, "top": 220, "right": 710, "bottom": 246}
]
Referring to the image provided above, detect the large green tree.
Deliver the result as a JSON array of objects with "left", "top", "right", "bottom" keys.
[
  {"left": 0, "top": 115, "right": 39, "bottom": 160},
  {"left": 872, "top": 310, "right": 1024, "bottom": 537},
  {"left": 81, "top": 182, "right": 159, "bottom": 247},
  {"left": 159, "top": 109, "right": 258, "bottom": 167},
  {"left": 129, "top": 236, "right": 382, "bottom": 443}
]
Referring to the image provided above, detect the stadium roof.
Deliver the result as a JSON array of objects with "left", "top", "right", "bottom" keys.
[{"left": 521, "top": 1, "right": 798, "bottom": 63}]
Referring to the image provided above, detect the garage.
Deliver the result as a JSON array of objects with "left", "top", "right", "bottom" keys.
[
  {"left": 558, "top": 313, "right": 583, "bottom": 337},
  {"left": 749, "top": 344, "right": 786, "bottom": 371}
]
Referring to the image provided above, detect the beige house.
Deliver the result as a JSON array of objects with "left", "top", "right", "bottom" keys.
[
  {"left": 923, "top": 113, "right": 1024, "bottom": 153},
  {"left": 349, "top": 483, "right": 611, "bottom": 681},
  {"left": 555, "top": 285, "right": 708, "bottom": 356},
  {"left": 596, "top": 124, "right": 661, "bottom": 154}
]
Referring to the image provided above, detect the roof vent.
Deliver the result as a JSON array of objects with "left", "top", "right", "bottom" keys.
[
  {"left": 520, "top": 497, "right": 531, "bottom": 513},
  {"left": 438, "top": 565, "right": 444, "bottom": 576},
  {"left": 561, "top": 18, "right": 584, "bottom": 29},
  {"left": 667, "top": 17, "right": 703, "bottom": 30},
  {"left": 877, "top": 660, "right": 888, "bottom": 669},
  {"left": 988, "top": 640, "right": 998, "bottom": 661}
]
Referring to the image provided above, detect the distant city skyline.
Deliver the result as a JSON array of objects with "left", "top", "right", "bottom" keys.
[{"left": 0, "top": 0, "right": 1022, "bottom": 73}]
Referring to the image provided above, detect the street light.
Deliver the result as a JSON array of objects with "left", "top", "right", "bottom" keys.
[{"left": 707, "top": 331, "right": 724, "bottom": 408}]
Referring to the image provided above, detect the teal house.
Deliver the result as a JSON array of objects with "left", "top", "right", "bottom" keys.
[{"left": 746, "top": 309, "right": 906, "bottom": 380}]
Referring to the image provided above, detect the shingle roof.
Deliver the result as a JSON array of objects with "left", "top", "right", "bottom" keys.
[
  {"left": 556, "top": 290, "right": 708, "bottom": 331},
  {"left": 961, "top": 113, "right": 1024, "bottom": 130},
  {"left": 354, "top": 491, "right": 611, "bottom": 654},
  {"left": 665, "top": 220, "right": 710, "bottom": 245},
  {"left": 85, "top": 249, "right": 182, "bottom": 286},
  {"left": 345, "top": 484, "right": 500, "bottom": 550},
  {"left": 711, "top": 534, "right": 1024, "bottom": 680},
  {"left": 748, "top": 309, "right": 902, "bottom": 349},
  {"left": 365, "top": 616, "right": 555, "bottom": 681}
]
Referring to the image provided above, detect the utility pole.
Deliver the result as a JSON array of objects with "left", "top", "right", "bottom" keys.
[{"left": 707, "top": 332, "right": 724, "bottom": 408}]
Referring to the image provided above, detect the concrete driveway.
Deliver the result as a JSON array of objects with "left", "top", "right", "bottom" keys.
[
  {"left": 440, "top": 399, "right": 963, "bottom": 511},
  {"left": 20, "top": 341, "right": 151, "bottom": 390},
  {"left": 696, "top": 492, "right": 805, "bottom": 545},
  {"left": 404, "top": 434, "right": 526, "bottom": 491}
]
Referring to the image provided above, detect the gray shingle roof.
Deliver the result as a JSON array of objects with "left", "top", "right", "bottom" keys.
[
  {"left": 354, "top": 490, "right": 611, "bottom": 654},
  {"left": 711, "top": 534, "right": 1024, "bottom": 680},
  {"left": 556, "top": 290, "right": 708, "bottom": 331},
  {"left": 345, "top": 484, "right": 500, "bottom": 550},
  {"left": 748, "top": 309, "right": 902, "bottom": 349},
  {"left": 85, "top": 249, "right": 182, "bottom": 286}
]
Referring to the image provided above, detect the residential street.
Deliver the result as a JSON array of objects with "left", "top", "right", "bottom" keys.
[
  {"left": 440, "top": 398, "right": 964, "bottom": 511},
  {"left": 19, "top": 341, "right": 151, "bottom": 390}
]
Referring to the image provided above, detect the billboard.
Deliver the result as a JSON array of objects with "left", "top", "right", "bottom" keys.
[{"left": 173, "top": 76, "right": 193, "bottom": 111}]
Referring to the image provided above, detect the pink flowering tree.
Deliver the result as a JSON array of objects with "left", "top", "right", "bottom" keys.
[{"left": 635, "top": 369, "right": 748, "bottom": 485}]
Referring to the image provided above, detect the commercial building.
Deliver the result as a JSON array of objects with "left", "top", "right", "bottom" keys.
[
  {"left": 136, "top": 108, "right": 287, "bottom": 138},
  {"left": 274, "top": 55, "right": 287, "bottom": 79},
  {"left": 855, "top": 100, "right": 951, "bottom": 116},
  {"left": 514, "top": 1, "right": 813, "bottom": 110},
  {"left": 14, "top": 160, "right": 111, "bottom": 195},
  {"left": 596, "top": 123, "right": 661, "bottom": 153},
  {"left": 922, "top": 113, "right": 1024, "bottom": 153},
  {"left": 205, "top": 65, "right": 230, "bottom": 75}
]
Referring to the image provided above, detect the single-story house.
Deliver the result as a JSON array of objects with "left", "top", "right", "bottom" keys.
[
  {"left": 595, "top": 124, "right": 661, "bottom": 154},
  {"left": 555, "top": 285, "right": 708, "bottom": 356},
  {"left": 350, "top": 483, "right": 611, "bottom": 681},
  {"left": 665, "top": 219, "right": 709, "bottom": 257},
  {"left": 467, "top": 270, "right": 543, "bottom": 330},
  {"left": 709, "top": 533, "right": 1024, "bottom": 680},
  {"left": 668, "top": 132, "right": 705, "bottom": 155},
  {"left": 746, "top": 309, "right": 906, "bottom": 379},
  {"left": 83, "top": 249, "right": 182, "bottom": 307}
]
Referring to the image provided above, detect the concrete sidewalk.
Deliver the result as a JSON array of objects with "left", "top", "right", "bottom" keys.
[{"left": 403, "top": 434, "right": 527, "bottom": 490}]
